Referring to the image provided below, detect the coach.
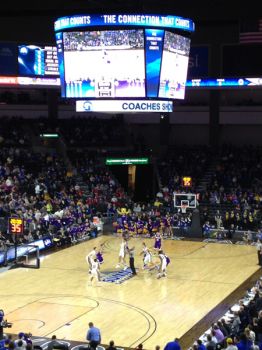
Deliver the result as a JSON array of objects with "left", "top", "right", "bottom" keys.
[{"left": 86, "top": 322, "right": 101, "bottom": 350}]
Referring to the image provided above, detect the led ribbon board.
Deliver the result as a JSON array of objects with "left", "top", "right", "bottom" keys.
[
  {"left": 106, "top": 158, "right": 149, "bottom": 165},
  {"left": 186, "top": 77, "right": 262, "bottom": 88},
  {"left": 54, "top": 14, "right": 195, "bottom": 32}
]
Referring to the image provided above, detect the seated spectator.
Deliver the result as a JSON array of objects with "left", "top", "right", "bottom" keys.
[
  {"left": 221, "top": 318, "right": 232, "bottom": 336},
  {"left": 136, "top": 344, "right": 143, "bottom": 350},
  {"left": 225, "top": 338, "right": 238, "bottom": 350},
  {"left": 47, "top": 335, "right": 67, "bottom": 350},
  {"left": 234, "top": 333, "right": 253, "bottom": 350},
  {"left": 106, "top": 341, "right": 117, "bottom": 350},
  {"left": 212, "top": 324, "right": 225, "bottom": 344},
  {"left": 231, "top": 312, "right": 242, "bottom": 336},
  {"left": 204, "top": 334, "right": 216, "bottom": 350},
  {"left": 163, "top": 338, "right": 181, "bottom": 350},
  {"left": 14, "top": 333, "right": 27, "bottom": 349},
  {"left": 217, "top": 320, "right": 229, "bottom": 337},
  {"left": 16, "top": 340, "right": 26, "bottom": 350},
  {"left": 196, "top": 339, "right": 206, "bottom": 350}
]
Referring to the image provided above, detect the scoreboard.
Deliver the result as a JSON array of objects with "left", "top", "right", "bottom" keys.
[
  {"left": 54, "top": 13, "right": 194, "bottom": 101},
  {"left": 8, "top": 217, "right": 24, "bottom": 234},
  {"left": 18, "top": 45, "right": 59, "bottom": 77}
]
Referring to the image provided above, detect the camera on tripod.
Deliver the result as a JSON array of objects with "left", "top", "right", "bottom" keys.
[{"left": 0, "top": 320, "right": 12, "bottom": 328}]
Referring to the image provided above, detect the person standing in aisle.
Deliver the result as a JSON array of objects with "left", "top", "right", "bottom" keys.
[{"left": 256, "top": 239, "right": 262, "bottom": 266}]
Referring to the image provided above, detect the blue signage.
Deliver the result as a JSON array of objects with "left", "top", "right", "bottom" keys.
[
  {"left": 145, "top": 29, "right": 164, "bottom": 97},
  {"left": 54, "top": 14, "right": 195, "bottom": 32},
  {"left": 0, "top": 237, "right": 53, "bottom": 265},
  {"left": 55, "top": 32, "right": 66, "bottom": 96},
  {"left": 186, "top": 77, "right": 262, "bottom": 88}
]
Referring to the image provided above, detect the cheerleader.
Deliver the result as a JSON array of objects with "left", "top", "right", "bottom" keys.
[
  {"left": 128, "top": 222, "right": 136, "bottom": 237},
  {"left": 136, "top": 218, "right": 144, "bottom": 235},
  {"left": 153, "top": 231, "right": 162, "bottom": 251},
  {"left": 141, "top": 242, "right": 152, "bottom": 269}
]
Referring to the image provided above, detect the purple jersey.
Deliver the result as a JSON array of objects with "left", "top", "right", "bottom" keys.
[
  {"left": 165, "top": 255, "right": 170, "bottom": 265},
  {"left": 96, "top": 251, "right": 103, "bottom": 264},
  {"left": 154, "top": 235, "right": 162, "bottom": 249}
]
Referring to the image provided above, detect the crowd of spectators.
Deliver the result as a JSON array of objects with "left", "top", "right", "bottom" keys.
[
  {"left": 200, "top": 145, "right": 262, "bottom": 233},
  {"left": 190, "top": 277, "right": 262, "bottom": 350},
  {"left": 0, "top": 144, "right": 132, "bottom": 253},
  {"left": 153, "top": 145, "right": 262, "bottom": 235},
  {"left": 64, "top": 30, "right": 144, "bottom": 51}
]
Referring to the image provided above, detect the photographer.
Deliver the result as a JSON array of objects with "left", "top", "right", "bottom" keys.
[{"left": 0, "top": 309, "right": 4, "bottom": 340}]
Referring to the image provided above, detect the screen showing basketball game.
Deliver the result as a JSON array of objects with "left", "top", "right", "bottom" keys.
[
  {"left": 62, "top": 30, "right": 145, "bottom": 98},
  {"left": 159, "top": 31, "right": 191, "bottom": 99}
]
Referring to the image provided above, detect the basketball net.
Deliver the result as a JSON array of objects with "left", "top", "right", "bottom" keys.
[{"left": 181, "top": 204, "right": 187, "bottom": 214}]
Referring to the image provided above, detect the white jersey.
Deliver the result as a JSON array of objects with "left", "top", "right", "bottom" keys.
[
  {"left": 86, "top": 250, "right": 96, "bottom": 264},
  {"left": 119, "top": 241, "right": 127, "bottom": 258},
  {"left": 143, "top": 246, "right": 152, "bottom": 264},
  {"left": 91, "top": 261, "right": 99, "bottom": 276},
  {"left": 159, "top": 253, "right": 167, "bottom": 271}
]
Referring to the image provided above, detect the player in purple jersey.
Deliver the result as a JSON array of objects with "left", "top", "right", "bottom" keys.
[
  {"left": 154, "top": 232, "right": 162, "bottom": 250},
  {"left": 96, "top": 243, "right": 104, "bottom": 264}
]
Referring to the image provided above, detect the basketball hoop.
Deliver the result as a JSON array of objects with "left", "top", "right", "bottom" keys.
[{"left": 181, "top": 200, "right": 189, "bottom": 214}]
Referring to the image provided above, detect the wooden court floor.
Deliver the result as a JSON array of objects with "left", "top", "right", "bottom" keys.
[{"left": 0, "top": 236, "right": 260, "bottom": 349}]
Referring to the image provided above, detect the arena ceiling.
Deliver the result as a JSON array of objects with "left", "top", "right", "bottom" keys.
[{"left": 0, "top": 0, "right": 260, "bottom": 22}]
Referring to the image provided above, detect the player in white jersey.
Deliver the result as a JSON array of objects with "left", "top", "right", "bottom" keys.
[
  {"left": 86, "top": 247, "right": 97, "bottom": 273},
  {"left": 116, "top": 238, "right": 128, "bottom": 270},
  {"left": 141, "top": 242, "right": 152, "bottom": 269},
  {"left": 89, "top": 258, "right": 101, "bottom": 286},
  {"left": 157, "top": 250, "right": 167, "bottom": 279}
]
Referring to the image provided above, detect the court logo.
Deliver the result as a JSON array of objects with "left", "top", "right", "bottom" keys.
[{"left": 101, "top": 268, "right": 133, "bottom": 284}]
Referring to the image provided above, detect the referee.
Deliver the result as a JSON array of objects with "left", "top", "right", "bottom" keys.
[{"left": 128, "top": 246, "right": 136, "bottom": 275}]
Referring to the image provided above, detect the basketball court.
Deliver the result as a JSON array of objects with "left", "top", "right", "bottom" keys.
[{"left": 0, "top": 236, "right": 259, "bottom": 349}]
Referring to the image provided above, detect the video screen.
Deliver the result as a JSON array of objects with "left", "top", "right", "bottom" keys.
[
  {"left": 18, "top": 45, "right": 59, "bottom": 76},
  {"left": 159, "top": 32, "right": 190, "bottom": 99},
  {"left": 62, "top": 30, "right": 145, "bottom": 98}
]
